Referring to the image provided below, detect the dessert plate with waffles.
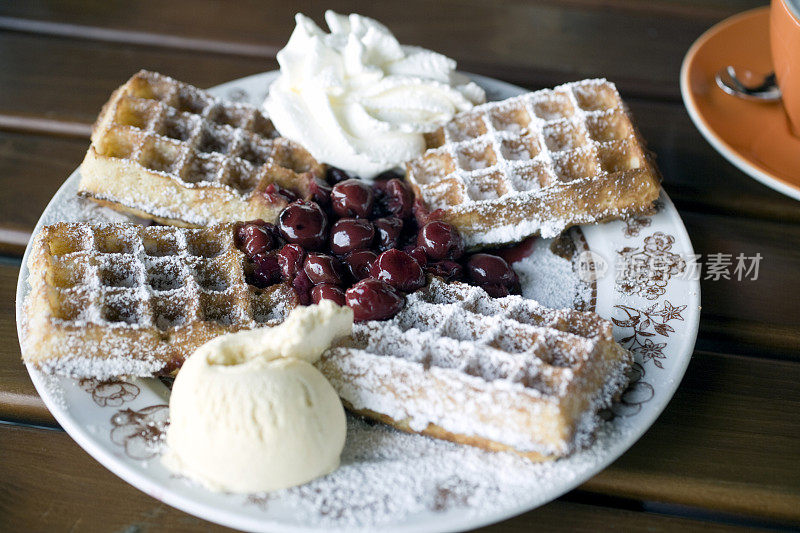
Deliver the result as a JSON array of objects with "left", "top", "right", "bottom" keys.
[{"left": 15, "top": 11, "right": 699, "bottom": 533}]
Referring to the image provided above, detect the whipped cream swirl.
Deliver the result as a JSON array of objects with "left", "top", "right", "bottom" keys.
[{"left": 264, "top": 11, "right": 485, "bottom": 179}]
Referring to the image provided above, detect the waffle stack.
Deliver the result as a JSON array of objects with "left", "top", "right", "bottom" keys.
[
  {"left": 406, "top": 79, "right": 661, "bottom": 247},
  {"left": 79, "top": 71, "right": 324, "bottom": 227},
  {"left": 22, "top": 222, "right": 298, "bottom": 379},
  {"left": 318, "top": 278, "right": 632, "bottom": 460}
]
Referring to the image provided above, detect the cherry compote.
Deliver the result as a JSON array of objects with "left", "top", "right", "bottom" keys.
[
  {"left": 278, "top": 200, "right": 328, "bottom": 250},
  {"left": 311, "top": 284, "right": 346, "bottom": 306},
  {"left": 465, "top": 253, "right": 517, "bottom": 287},
  {"left": 345, "top": 279, "right": 404, "bottom": 322},
  {"left": 262, "top": 183, "right": 299, "bottom": 204},
  {"left": 373, "top": 216, "right": 403, "bottom": 251},
  {"left": 330, "top": 218, "right": 374, "bottom": 255},
  {"left": 331, "top": 179, "right": 374, "bottom": 218},
  {"left": 417, "top": 221, "right": 464, "bottom": 260},
  {"left": 277, "top": 243, "right": 305, "bottom": 280},
  {"left": 343, "top": 250, "right": 377, "bottom": 281},
  {"left": 385, "top": 178, "right": 414, "bottom": 219},
  {"left": 425, "top": 260, "right": 463, "bottom": 281},
  {"left": 303, "top": 253, "right": 344, "bottom": 285},
  {"left": 250, "top": 252, "right": 281, "bottom": 287},
  {"left": 370, "top": 249, "right": 425, "bottom": 292},
  {"left": 236, "top": 221, "right": 277, "bottom": 257}
]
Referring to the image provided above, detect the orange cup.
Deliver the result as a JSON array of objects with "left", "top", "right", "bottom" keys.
[{"left": 771, "top": 0, "right": 800, "bottom": 134}]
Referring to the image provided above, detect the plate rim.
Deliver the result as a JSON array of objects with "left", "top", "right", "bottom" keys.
[{"left": 16, "top": 71, "right": 701, "bottom": 533}]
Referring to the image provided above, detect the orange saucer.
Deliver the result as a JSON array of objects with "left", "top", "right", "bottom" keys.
[{"left": 681, "top": 7, "right": 800, "bottom": 201}]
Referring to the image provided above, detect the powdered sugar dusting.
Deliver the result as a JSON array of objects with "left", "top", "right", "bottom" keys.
[
  {"left": 513, "top": 237, "right": 590, "bottom": 309},
  {"left": 79, "top": 70, "right": 323, "bottom": 226},
  {"left": 319, "top": 278, "right": 631, "bottom": 458},
  {"left": 239, "top": 413, "right": 629, "bottom": 529},
  {"left": 21, "top": 217, "right": 296, "bottom": 379},
  {"left": 406, "top": 79, "right": 659, "bottom": 246}
]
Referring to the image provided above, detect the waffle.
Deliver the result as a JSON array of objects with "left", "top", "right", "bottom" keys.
[
  {"left": 21, "top": 222, "right": 298, "bottom": 379},
  {"left": 78, "top": 70, "right": 324, "bottom": 227},
  {"left": 405, "top": 79, "right": 661, "bottom": 248},
  {"left": 317, "top": 277, "right": 632, "bottom": 460}
]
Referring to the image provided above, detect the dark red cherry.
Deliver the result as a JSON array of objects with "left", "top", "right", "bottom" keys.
[
  {"left": 277, "top": 243, "right": 306, "bottom": 280},
  {"left": 371, "top": 177, "right": 392, "bottom": 197},
  {"left": 309, "top": 177, "right": 332, "bottom": 205},
  {"left": 262, "top": 183, "right": 299, "bottom": 204},
  {"left": 413, "top": 198, "right": 431, "bottom": 226},
  {"left": 303, "top": 253, "right": 344, "bottom": 285},
  {"left": 249, "top": 252, "right": 281, "bottom": 287},
  {"left": 407, "top": 246, "right": 428, "bottom": 267},
  {"left": 278, "top": 200, "right": 328, "bottom": 249},
  {"left": 369, "top": 179, "right": 391, "bottom": 219},
  {"left": 330, "top": 218, "right": 375, "bottom": 255},
  {"left": 326, "top": 166, "right": 351, "bottom": 185},
  {"left": 417, "top": 221, "right": 464, "bottom": 260},
  {"left": 345, "top": 279, "right": 405, "bottom": 322},
  {"left": 481, "top": 284, "right": 511, "bottom": 298},
  {"left": 465, "top": 253, "right": 517, "bottom": 286},
  {"left": 385, "top": 179, "right": 414, "bottom": 219},
  {"left": 311, "top": 284, "right": 346, "bottom": 306},
  {"left": 331, "top": 179, "right": 374, "bottom": 218},
  {"left": 398, "top": 218, "right": 420, "bottom": 250},
  {"left": 425, "top": 260, "right": 463, "bottom": 281},
  {"left": 373, "top": 216, "right": 403, "bottom": 251},
  {"left": 343, "top": 250, "right": 377, "bottom": 281},
  {"left": 292, "top": 270, "right": 313, "bottom": 305},
  {"left": 370, "top": 249, "right": 425, "bottom": 292},
  {"left": 236, "top": 222, "right": 276, "bottom": 258}
]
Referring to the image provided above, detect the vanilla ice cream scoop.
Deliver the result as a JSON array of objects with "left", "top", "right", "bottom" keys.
[{"left": 163, "top": 301, "right": 353, "bottom": 493}]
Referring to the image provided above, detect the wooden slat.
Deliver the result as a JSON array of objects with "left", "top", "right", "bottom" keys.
[
  {"left": 587, "top": 351, "right": 800, "bottom": 523},
  {"left": 0, "top": 31, "right": 270, "bottom": 125},
  {"left": 0, "top": 260, "right": 49, "bottom": 426},
  {"left": 0, "top": 0, "right": 767, "bottom": 100},
  {"left": 680, "top": 212, "right": 800, "bottom": 359},
  {"left": 0, "top": 131, "right": 88, "bottom": 255},
  {"left": 0, "top": 424, "right": 775, "bottom": 532}
]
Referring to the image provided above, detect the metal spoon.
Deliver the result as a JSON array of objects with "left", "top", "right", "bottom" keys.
[{"left": 715, "top": 66, "right": 782, "bottom": 102}]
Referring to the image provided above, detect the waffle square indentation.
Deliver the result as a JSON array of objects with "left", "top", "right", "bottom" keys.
[
  {"left": 159, "top": 110, "right": 198, "bottom": 142},
  {"left": 197, "top": 124, "right": 234, "bottom": 155},
  {"left": 446, "top": 113, "right": 488, "bottom": 142},
  {"left": 139, "top": 137, "right": 182, "bottom": 173},
  {"left": 146, "top": 260, "right": 185, "bottom": 292},
  {"left": 181, "top": 153, "right": 222, "bottom": 184},
  {"left": 456, "top": 141, "right": 497, "bottom": 171},
  {"left": 176, "top": 87, "right": 212, "bottom": 115}
]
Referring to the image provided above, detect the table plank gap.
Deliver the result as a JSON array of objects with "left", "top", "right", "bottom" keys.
[
  {"left": 0, "top": 16, "right": 279, "bottom": 58},
  {"left": 0, "top": 113, "right": 91, "bottom": 139}
]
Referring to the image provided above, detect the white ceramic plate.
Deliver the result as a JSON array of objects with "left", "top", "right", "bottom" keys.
[{"left": 16, "top": 72, "right": 700, "bottom": 533}]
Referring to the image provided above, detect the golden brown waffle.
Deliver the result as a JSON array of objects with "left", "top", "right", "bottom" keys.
[
  {"left": 78, "top": 70, "right": 324, "bottom": 227},
  {"left": 405, "top": 79, "right": 661, "bottom": 248},
  {"left": 21, "top": 222, "right": 298, "bottom": 379},
  {"left": 318, "top": 278, "right": 632, "bottom": 460}
]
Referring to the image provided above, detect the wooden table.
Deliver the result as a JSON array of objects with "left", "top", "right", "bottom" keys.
[{"left": 1, "top": 1, "right": 798, "bottom": 531}]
